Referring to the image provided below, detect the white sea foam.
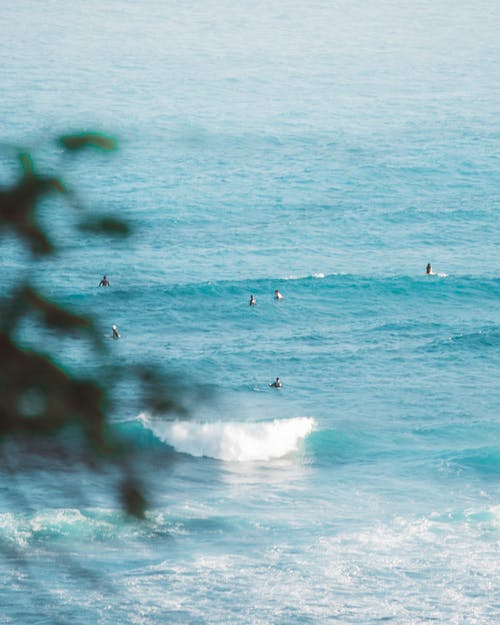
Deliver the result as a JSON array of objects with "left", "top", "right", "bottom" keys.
[
  {"left": 139, "top": 415, "right": 315, "bottom": 462},
  {"left": 283, "top": 272, "right": 326, "bottom": 280}
]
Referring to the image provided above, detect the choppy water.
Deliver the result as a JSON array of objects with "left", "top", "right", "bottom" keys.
[{"left": 1, "top": 1, "right": 499, "bottom": 623}]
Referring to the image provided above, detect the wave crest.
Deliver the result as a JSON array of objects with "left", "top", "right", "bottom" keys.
[{"left": 139, "top": 415, "right": 315, "bottom": 462}]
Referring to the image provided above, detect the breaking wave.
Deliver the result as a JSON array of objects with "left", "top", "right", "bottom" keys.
[{"left": 138, "top": 414, "right": 315, "bottom": 462}]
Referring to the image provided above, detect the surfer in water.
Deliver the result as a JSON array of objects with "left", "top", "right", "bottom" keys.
[
  {"left": 112, "top": 324, "right": 120, "bottom": 339},
  {"left": 274, "top": 289, "right": 283, "bottom": 300},
  {"left": 426, "top": 263, "right": 434, "bottom": 275},
  {"left": 269, "top": 377, "right": 282, "bottom": 388},
  {"left": 99, "top": 275, "right": 110, "bottom": 287},
  {"left": 249, "top": 294, "right": 256, "bottom": 306}
]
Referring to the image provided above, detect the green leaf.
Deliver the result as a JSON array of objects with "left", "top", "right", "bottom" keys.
[
  {"left": 19, "top": 152, "right": 35, "bottom": 177},
  {"left": 79, "top": 216, "right": 131, "bottom": 237},
  {"left": 48, "top": 178, "right": 67, "bottom": 193},
  {"left": 120, "top": 479, "right": 147, "bottom": 519},
  {"left": 59, "top": 133, "right": 117, "bottom": 152},
  {"left": 21, "top": 286, "right": 91, "bottom": 330}
]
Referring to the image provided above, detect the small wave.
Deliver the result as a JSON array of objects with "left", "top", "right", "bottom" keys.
[
  {"left": 424, "top": 326, "right": 500, "bottom": 353},
  {"left": 453, "top": 447, "right": 500, "bottom": 477},
  {"left": 282, "top": 272, "right": 327, "bottom": 280},
  {"left": 139, "top": 415, "right": 315, "bottom": 462},
  {"left": 0, "top": 508, "right": 119, "bottom": 549},
  {"left": 0, "top": 508, "right": 176, "bottom": 549}
]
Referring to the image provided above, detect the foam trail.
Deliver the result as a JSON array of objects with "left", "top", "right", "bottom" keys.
[{"left": 139, "top": 415, "right": 315, "bottom": 462}]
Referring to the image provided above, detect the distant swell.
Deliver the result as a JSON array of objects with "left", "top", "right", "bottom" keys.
[{"left": 138, "top": 415, "right": 315, "bottom": 462}]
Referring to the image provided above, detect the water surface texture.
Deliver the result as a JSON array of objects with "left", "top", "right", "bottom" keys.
[{"left": 1, "top": 1, "right": 499, "bottom": 623}]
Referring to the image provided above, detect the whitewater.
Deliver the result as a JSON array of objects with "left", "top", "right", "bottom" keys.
[
  {"left": 139, "top": 414, "right": 316, "bottom": 462},
  {"left": 1, "top": 1, "right": 499, "bottom": 624}
]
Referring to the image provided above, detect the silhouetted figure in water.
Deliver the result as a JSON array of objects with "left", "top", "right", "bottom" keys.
[
  {"left": 99, "top": 275, "right": 110, "bottom": 287},
  {"left": 112, "top": 324, "right": 120, "bottom": 339},
  {"left": 269, "top": 377, "right": 282, "bottom": 388},
  {"left": 426, "top": 263, "right": 434, "bottom": 275},
  {"left": 249, "top": 295, "right": 256, "bottom": 306}
]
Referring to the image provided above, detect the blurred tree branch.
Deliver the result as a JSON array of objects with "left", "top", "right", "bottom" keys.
[{"left": 0, "top": 132, "right": 181, "bottom": 518}]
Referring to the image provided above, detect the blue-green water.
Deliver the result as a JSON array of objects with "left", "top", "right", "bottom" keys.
[{"left": 1, "top": 1, "right": 499, "bottom": 623}]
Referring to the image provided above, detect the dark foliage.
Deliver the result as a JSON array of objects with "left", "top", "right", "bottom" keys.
[{"left": 0, "top": 132, "right": 182, "bottom": 518}]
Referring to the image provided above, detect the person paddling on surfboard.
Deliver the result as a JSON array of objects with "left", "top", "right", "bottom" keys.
[{"left": 269, "top": 377, "right": 282, "bottom": 388}]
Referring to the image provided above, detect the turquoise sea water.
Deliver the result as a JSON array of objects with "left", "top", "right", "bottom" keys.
[{"left": 1, "top": 1, "right": 499, "bottom": 623}]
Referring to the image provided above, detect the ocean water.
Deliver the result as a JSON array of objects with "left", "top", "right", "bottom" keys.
[{"left": 1, "top": 1, "right": 499, "bottom": 623}]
